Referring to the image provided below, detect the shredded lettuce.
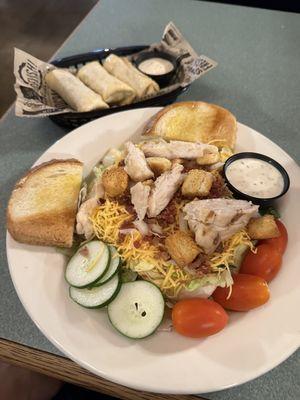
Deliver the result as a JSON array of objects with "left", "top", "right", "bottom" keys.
[
  {"left": 129, "top": 260, "right": 155, "bottom": 272},
  {"left": 232, "top": 243, "right": 249, "bottom": 272},
  {"left": 102, "top": 148, "right": 123, "bottom": 167},
  {"left": 186, "top": 269, "right": 233, "bottom": 291},
  {"left": 93, "top": 164, "right": 106, "bottom": 178},
  {"left": 83, "top": 164, "right": 106, "bottom": 193},
  {"left": 121, "top": 270, "right": 138, "bottom": 283}
]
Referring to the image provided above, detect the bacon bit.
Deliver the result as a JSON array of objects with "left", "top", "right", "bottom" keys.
[
  {"left": 183, "top": 160, "right": 201, "bottom": 172},
  {"left": 160, "top": 251, "right": 171, "bottom": 261},
  {"left": 156, "top": 200, "right": 177, "bottom": 227},
  {"left": 143, "top": 235, "right": 154, "bottom": 243},
  {"left": 204, "top": 173, "right": 232, "bottom": 199},
  {"left": 117, "top": 193, "right": 131, "bottom": 204},
  {"left": 97, "top": 198, "right": 106, "bottom": 205},
  {"left": 145, "top": 218, "right": 156, "bottom": 224},
  {"left": 118, "top": 232, "right": 126, "bottom": 243},
  {"left": 214, "top": 242, "right": 224, "bottom": 253},
  {"left": 133, "top": 240, "right": 141, "bottom": 248},
  {"left": 79, "top": 245, "right": 89, "bottom": 258},
  {"left": 120, "top": 220, "right": 135, "bottom": 230},
  {"left": 151, "top": 236, "right": 162, "bottom": 247},
  {"left": 186, "top": 254, "right": 212, "bottom": 276},
  {"left": 117, "top": 193, "right": 136, "bottom": 216}
]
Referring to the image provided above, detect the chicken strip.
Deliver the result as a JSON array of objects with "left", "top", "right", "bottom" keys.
[
  {"left": 183, "top": 199, "right": 259, "bottom": 254},
  {"left": 124, "top": 141, "right": 154, "bottom": 181},
  {"left": 141, "top": 139, "right": 218, "bottom": 160},
  {"left": 76, "top": 175, "right": 104, "bottom": 238},
  {"left": 76, "top": 197, "right": 98, "bottom": 239},
  {"left": 130, "top": 182, "right": 151, "bottom": 220},
  {"left": 87, "top": 176, "right": 105, "bottom": 199},
  {"left": 147, "top": 163, "right": 184, "bottom": 217}
]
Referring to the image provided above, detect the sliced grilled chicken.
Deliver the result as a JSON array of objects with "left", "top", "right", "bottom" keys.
[
  {"left": 130, "top": 182, "right": 151, "bottom": 220},
  {"left": 141, "top": 139, "right": 218, "bottom": 160},
  {"left": 76, "top": 175, "right": 105, "bottom": 239},
  {"left": 87, "top": 177, "right": 105, "bottom": 199},
  {"left": 124, "top": 141, "right": 154, "bottom": 181},
  {"left": 76, "top": 198, "right": 98, "bottom": 239},
  {"left": 183, "top": 199, "right": 259, "bottom": 254},
  {"left": 147, "top": 163, "right": 184, "bottom": 217}
]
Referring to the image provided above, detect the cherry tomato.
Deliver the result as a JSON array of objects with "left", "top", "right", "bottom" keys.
[
  {"left": 261, "top": 220, "right": 288, "bottom": 254},
  {"left": 212, "top": 273, "right": 270, "bottom": 312},
  {"left": 172, "top": 298, "right": 228, "bottom": 338},
  {"left": 240, "top": 244, "right": 282, "bottom": 282}
]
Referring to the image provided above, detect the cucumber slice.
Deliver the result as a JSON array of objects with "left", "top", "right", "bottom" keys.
[
  {"left": 65, "top": 241, "right": 110, "bottom": 288},
  {"left": 107, "top": 281, "right": 165, "bottom": 339},
  {"left": 69, "top": 274, "right": 120, "bottom": 308},
  {"left": 93, "top": 246, "right": 120, "bottom": 286}
]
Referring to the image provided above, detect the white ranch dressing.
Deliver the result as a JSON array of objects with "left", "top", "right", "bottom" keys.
[
  {"left": 138, "top": 58, "right": 174, "bottom": 75},
  {"left": 226, "top": 158, "right": 284, "bottom": 198}
]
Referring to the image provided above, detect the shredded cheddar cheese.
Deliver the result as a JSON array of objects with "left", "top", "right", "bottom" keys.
[
  {"left": 91, "top": 198, "right": 131, "bottom": 243},
  {"left": 90, "top": 197, "right": 254, "bottom": 299},
  {"left": 209, "top": 229, "right": 254, "bottom": 271},
  {"left": 90, "top": 200, "right": 191, "bottom": 298}
]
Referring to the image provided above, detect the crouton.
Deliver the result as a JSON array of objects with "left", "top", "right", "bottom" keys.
[
  {"left": 182, "top": 169, "right": 214, "bottom": 198},
  {"left": 102, "top": 166, "right": 128, "bottom": 197},
  {"left": 196, "top": 152, "right": 220, "bottom": 165},
  {"left": 146, "top": 157, "right": 172, "bottom": 176},
  {"left": 247, "top": 215, "right": 280, "bottom": 239},
  {"left": 165, "top": 230, "right": 200, "bottom": 266}
]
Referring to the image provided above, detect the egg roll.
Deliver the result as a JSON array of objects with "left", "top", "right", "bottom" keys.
[
  {"left": 45, "top": 69, "right": 109, "bottom": 112},
  {"left": 77, "top": 61, "right": 136, "bottom": 105},
  {"left": 103, "top": 54, "right": 160, "bottom": 99}
]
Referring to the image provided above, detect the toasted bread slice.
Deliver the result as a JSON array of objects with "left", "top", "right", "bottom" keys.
[
  {"left": 143, "top": 101, "right": 237, "bottom": 149},
  {"left": 7, "top": 159, "right": 83, "bottom": 248}
]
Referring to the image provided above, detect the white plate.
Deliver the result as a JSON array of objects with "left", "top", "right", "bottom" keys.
[{"left": 6, "top": 108, "right": 300, "bottom": 394}]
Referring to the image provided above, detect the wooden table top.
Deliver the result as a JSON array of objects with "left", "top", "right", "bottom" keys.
[{"left": 0, "top": 339, "right": 205, "bottom": 399}]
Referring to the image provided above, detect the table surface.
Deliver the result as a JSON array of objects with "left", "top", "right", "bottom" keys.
[{"left": 0, "top": 0, "right": 299, "bottom": 399}]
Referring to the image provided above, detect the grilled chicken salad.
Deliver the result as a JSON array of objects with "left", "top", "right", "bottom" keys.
[
  {"left": 7, "top": 101, "right": 289, "bottom": 339},
  {"left": 67, "top": 137, "right": 288, "bottom": 339}
]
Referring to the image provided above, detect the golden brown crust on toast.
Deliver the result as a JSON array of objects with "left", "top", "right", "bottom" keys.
[
  {"left": 7, "top": 211, "right": 75, "bottom": 247},
  {"left": 13, "top": 158, "right": 83, "bottom": 189},
  {"left": 7, "top": 159, "right": 83, "bottom": 248},
  {"left": 143, "top": 101, "right": 237, "bottom": 149}
]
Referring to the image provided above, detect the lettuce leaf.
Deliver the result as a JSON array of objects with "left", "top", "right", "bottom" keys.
[
  {"left": 93, "top": 164, "right": 106, "bottom": 178},
  {"left": 259, "top": 206, "right": 280, "bottom": 219},
  {"left": 186, "top": 269, "right": 233, "bottom": 292},
  {"left": 121, "top": 270, "right": 138, "bottom": 283}
]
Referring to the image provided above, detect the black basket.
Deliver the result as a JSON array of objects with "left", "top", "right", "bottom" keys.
[{"left": 49, "top": 45, "right": 189, "bottom": 130}]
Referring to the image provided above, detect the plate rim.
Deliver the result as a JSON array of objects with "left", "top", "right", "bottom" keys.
[{"left": 6, "top": 107, "right": 300, "bottom": 394}]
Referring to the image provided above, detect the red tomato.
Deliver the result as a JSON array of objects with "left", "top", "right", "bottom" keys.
[
  {"left": 212, "top": 274, "right": 270, "bottom": 312},
  {"left": 240, "top": 244, "right": 282, "bottom": 282},
  {"left": 172, "top": 298, "right": 228, "bottom": 338},
  {"left": 261, "top": 220, "right": 288, "bottom": 254}
]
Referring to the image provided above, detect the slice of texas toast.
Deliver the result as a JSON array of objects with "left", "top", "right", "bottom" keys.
[
  {"left": 143, "top": 101, "right": 237, "bottom": 149},
  {"left": 7, "top": 159, "right": 83, "bottom": 248}
]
